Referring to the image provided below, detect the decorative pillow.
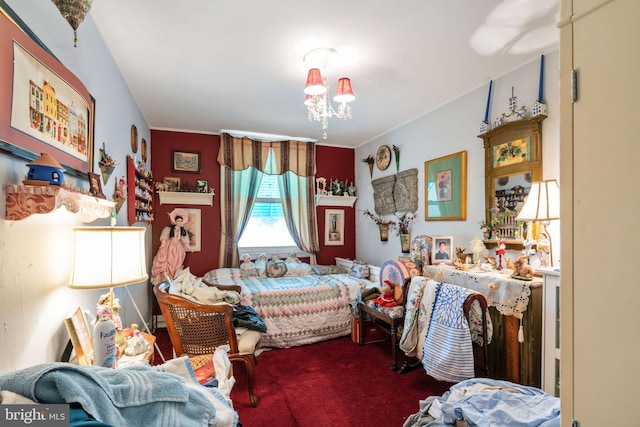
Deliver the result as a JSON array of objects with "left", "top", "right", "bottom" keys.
[
  {"left": 311, "top": 264, "right": 346, "bottom": 275},
  {"left": 349, "top": 260, "right": 370, "bottom": 279},
  {"left": 203, "top": 268, "right": 242, "bottom": 283},
  {"left": 284, "top": 262, "right": 313, "bottom": 276},
  {"left": 240, "top": 268, "right": 260, "bottom": 278},
  {"left": 254, "top": 259, "right": 267, "bottom": 277},
  {"left": 266, "top": 260, "right": 288, "bottom": 278}
]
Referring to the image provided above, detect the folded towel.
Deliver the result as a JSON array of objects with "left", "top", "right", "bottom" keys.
[{"left": 0, "top": 360, "right": 237, "bottom": 427}]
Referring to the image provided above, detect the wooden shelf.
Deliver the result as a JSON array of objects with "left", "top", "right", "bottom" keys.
[
  {"left": 5, "top": 184, "right": 115, "bottom": 222},
  {"left": 483, "top": 239, "right": 535, "bottom": 250},
  {"left": 158, "top": 191, "right": 214, "bottom": 206},
  {"left": 315, "top": 195, "right": 357, "bottom": 207},
  {"left": 127, "top": 156, "right": 154, "bottom": 225}
]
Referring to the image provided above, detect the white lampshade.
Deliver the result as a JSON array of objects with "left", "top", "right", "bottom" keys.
[
  {"left": 68, "top": 227, "right": 148, "bottom": 289},
  {"left": 516, "top": 179, "right": 560, "bottom": 222}
]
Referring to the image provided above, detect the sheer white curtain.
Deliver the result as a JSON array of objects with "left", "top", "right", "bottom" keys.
[
  {"left": 218, "top": 166, "right": 263, "bottom": 268},
  {"left": 278, "top": 171, "right": 319, "bottom": 264}
]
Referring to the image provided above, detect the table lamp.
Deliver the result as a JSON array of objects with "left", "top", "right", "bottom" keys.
[
  {"left": 68, "top": 226, "right": 148, "bottom": 366},
  {"left": 515, "top": 179, "right": 560, "bottom": 266}
]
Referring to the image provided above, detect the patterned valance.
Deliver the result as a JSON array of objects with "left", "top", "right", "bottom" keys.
[{"left": 217, "top": 133, "right": 316, "bottom": 177}]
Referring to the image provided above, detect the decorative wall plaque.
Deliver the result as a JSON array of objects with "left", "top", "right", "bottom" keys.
[{"left": 372, "top": 168, "right": 418, "bottom": 215}]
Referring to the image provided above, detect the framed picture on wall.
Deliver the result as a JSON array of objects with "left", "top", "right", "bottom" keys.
[
  {"left": 0, "top": 18, "right": 96, "bottom": 175},
  {"left": 172, "top": 150, "right": 201, "bottom": 173},
  {"left": 424, "top": 151, "right": 467, "bottom": 221},
  {"left": 87, "top": 172, "right": 105, "bottom": 198},
  {"left": 184, "top": 208, "right": 201, "bottom": 252},
  {"left": 432, "top": 236, "right": 453, "bottom": 264},
  {"left": 325, "top": 209, "right": 345, "bottom": 246}
]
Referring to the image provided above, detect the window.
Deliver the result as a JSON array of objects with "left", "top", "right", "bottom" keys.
[{"left": 238, "top": 174, "right": 300, "bottom": 256}]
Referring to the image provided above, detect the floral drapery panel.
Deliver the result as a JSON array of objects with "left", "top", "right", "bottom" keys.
[{"left": 218, "top": 133, "right": 319, "bottom": 267}]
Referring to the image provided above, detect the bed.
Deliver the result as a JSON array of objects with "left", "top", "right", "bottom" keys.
[{"left": 202, "top": 257, "right": 379, "bottom": 349}]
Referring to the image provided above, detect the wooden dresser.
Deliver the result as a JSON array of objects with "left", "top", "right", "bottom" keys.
[{"left": 424, "top": 265, "right": 542, "bottom": 388}]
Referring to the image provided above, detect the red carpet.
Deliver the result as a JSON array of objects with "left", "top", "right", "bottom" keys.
[{"left": 154, "top": 328, "right": 453, "bottom": 426}]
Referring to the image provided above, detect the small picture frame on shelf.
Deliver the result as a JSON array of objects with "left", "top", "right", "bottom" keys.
[
  {"left": 172, "top": 150, "right": 201, "bottom": 173},
  {"left": 87, "top": 172, "right": 105, "bottom": 198},
  {"left": 196, "top": 179, "right": 209, "bottom": 193},
  {"left": 163, "top": 177, "right": 181, "bottom": 192},
  {"left": 432, "top": 236, "right": 453, "bottom": 264}
]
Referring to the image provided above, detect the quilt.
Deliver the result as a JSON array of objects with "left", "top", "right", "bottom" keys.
[{"left": 203, "top": 270, "right": 369, "bottom": 348}]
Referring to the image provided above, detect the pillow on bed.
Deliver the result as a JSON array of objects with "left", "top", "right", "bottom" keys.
[
  {"left": 284, "top": 262, "right": 313, "bottom": 276},
  {"left": 254, "top": 259, "right": 267, "bottom": 277},
  {"left": 311, "top": 264, "right": 346, "bottom": 275},
  {"left": 266, "top": 260, "right": 288, "bottom": 278},
  {"left": 203, "top": 268, "right": 242, "bottom": 283},
  {"left": 349, "top": 260, "right": 370, "bottom": 279}
]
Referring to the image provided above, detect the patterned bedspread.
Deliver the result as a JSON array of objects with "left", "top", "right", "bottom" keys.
[{"left": 205, "top": 272, "right": 369, "bottom": 348}]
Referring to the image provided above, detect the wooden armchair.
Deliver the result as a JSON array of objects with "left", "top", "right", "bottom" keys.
[{"left": 153, "top": 282, "right": 261, "bottom": 406}]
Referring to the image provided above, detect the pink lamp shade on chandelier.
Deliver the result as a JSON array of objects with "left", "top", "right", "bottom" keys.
[
  {"left": 304, "top": 68, "right": 327, "bottom": 95},
  {"left": 333, "top": 78, "right": 355, "bottom": 103}
]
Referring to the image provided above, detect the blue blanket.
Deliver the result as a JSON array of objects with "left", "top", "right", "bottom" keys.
[
  {"left": 0, "top": 361, "right": 235, "bottom": 426},
  {"left": 422, "top": 283, "right": 475, "bottom": 382},
  {"left": 404, "top": 378, "right": 560, "bottom": 427}
]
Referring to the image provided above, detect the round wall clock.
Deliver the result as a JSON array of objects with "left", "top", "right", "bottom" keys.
[
  {"left": 130, "top": 124, "right": 138, "bottom": 153},
  {"left": 376, "top": 145, "right": 391, "bottom": 170}
]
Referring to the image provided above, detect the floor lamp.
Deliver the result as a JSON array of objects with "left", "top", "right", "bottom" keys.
[
  {"left": 68, "top": 226, "right": 165, "bottom": 363},
  {"left": 515, "top": 179, "right": 560, "bottom": 267}
]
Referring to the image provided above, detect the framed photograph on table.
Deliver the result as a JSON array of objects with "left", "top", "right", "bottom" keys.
[
  {"left": 325, "top": 209, "right": 344, "bottom": 246},
  {"left": 64, "top": 307, "right": 93, "bottom": 365},
  {"left": 424, "top": 150, "right": 467, "bottom": 221},
  {"left": 432, "top": 236, "right": 454, "bottom": 264},
  {"left": 184, "top": 208, "right": 201, "bottom": 252},
  {"left": 172, "top": 150, "right": 201, "bottom": 173}
]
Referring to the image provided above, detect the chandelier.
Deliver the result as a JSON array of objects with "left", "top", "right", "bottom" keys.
[{"left": 303, "top": 48, "right": 355, "bottom": 139}]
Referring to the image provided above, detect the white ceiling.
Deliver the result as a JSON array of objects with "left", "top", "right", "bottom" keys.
[{"left": 89, "top": 0, "right": 559, "bottom": 148}]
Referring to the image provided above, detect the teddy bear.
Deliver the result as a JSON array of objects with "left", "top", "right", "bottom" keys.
[{"left": 513, "top": 255, "right": 535, "bottom": 279}]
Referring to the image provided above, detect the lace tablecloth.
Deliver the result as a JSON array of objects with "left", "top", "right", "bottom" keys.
[{"left": 424, "top": 265, "right": 542, "bottom": 319}]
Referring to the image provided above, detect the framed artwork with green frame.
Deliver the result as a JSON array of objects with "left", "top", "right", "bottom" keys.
[{"left": 424, "top": 150, "right": 467, "bottom": 221}]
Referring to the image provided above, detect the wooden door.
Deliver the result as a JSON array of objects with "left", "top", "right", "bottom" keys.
[{"left": 560, "top": 0, "right": 640, "bottom": 425}]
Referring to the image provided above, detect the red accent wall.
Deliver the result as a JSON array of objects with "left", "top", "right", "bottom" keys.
[
  {"left": 315, "top": 145, "right": 356, "bottom": 265},
  {"left": 150, "top": 130, "right": 221, "bottom": 277},
  {"left": 150, "top": 132, "right": 356, "bottom": 274}
]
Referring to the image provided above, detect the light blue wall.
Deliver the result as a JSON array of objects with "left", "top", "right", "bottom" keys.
[
  {"left": 0, "top": 1, "right": 151, "bottom": 369},
  {"left": 355, "top": 50, "right": 560, "bottom": 267}
]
